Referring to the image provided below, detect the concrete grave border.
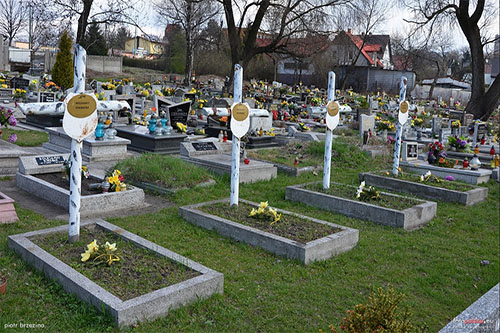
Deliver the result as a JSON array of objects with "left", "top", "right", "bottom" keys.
[
  {"left": 179, "top": 198, "right": 359, "bottom": 264},
  {"left": 400, "top": 161, "right": 491, "bottom": 185},
  {"left": 440, "top": 283, "right": 499, "bottom": 333},
  {"left": 285, "top": 182, "right": 437, "bottom": 231},
  {"left": 359, "top": 172, "right": 488, "bottom": 206},
  {"left": 16, "top": 172, "right": 145, "bottom": 216},
  {"left": 7, "top": 219, "right": 224, "bottom": 328}
]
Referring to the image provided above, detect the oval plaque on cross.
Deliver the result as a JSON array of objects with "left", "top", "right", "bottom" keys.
[
  {"left": 398, "top": 100, "right": 409, "bottom": 125},
  {"left": 326, "top": 100, "right": 340, "bottom": 131},
  {"left": 67, "top": 94, "right": 97, "bottom": 118},
  {"left": 63, "top": 93, "right": 98, "bottom": 142},
  {"left": 230, "top": 103, "right": 250, "bottom": 139}
]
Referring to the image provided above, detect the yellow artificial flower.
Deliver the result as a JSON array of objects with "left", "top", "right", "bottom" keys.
[
  {"left": 257, "top": 207, "right": 265, "bottom": 214},
  {"left": 87, "top": 239, "right": 99, "bottom": 253},
  {"left": 259, "top": 201, "right": 268, "bottom": 209},
  {"left": 107, "top": 256, "right": 120, "bottom": 265},
  {"left": 249, "top": 208, "right": 257, "bottom": 217},
  {"left": 81, "top": 250, "right": 91, "bottom": 262},
  {"left": 105, "top": 242, "right": 117, "bottom": 252}
]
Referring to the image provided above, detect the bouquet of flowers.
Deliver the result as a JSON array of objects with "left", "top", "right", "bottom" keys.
[
  {"left": 0, "top": 106, "right": 17, "bottom": 143},
  {"left": 13, "top": 88, "right": 27, "bottom": 100},
  {"left": 451, "top": 120, "right": 461, "bottom": 129},
  {"left": 376, "top": 120, "right": 396, "bottom": 132},
  {"left": 411, "top": 118, "right": 423, "bottom": 128},
  {"left": 448, "top": 135, "right": 470, "bottom": 151}
]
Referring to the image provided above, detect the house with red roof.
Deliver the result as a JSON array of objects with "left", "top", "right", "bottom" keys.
[{"left": 331, "top": 29, "right": 392, "bottom": 69}]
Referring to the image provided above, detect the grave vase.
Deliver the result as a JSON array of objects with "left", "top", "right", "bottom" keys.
[{"left": 417, "top": 128, "right": 422, "bottom": 140}]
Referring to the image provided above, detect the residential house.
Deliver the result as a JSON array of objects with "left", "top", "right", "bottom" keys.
[{"left": 124, "top": 36, "right": 164, "bottom": 58}]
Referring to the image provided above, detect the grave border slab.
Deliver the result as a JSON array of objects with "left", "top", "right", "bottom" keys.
[
  {"left": 178, "top": 198, "right": 359, "bottom": 264},
  {"left": 7, "top": 219, "right": 224, "bottom": 328},
  {"left": 359, "top": 172, "right": 488, "bottom": 206},
  {"left": 285, "top": 182, "right": 437, "bottom": 230}
]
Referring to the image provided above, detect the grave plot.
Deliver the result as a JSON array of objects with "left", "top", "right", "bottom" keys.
[
  {"left": 116, "top": 125, "right": 187, "bottom": 154},
  {"left": 285, "top": 181, "right": 437, "bottom": 230},
  {"left": 180, "top": 141, "right": 277, "bottom": 183},
  {"left": 16, "top": 154, "right": 145, "bottom": 216},
  {"left": 246, "top": 141, "right": 323, "bottom": 176},
  {"left": 359, "top": 170, "right": 488, "bottom": 206},
  {"left": 114, "top": 153, "right": 216, "bottom": 195},
  {"left": 43, "top": 127, "right": 130, "bottom": 162},
  {"left": 8, "top": 219, "right": 223, "bottom": 328},
  {"left": 400, "top": 160, "right": 492, "bottom": 185},
  {"left": 179, "top": 199, "right": 358, "bottom": 264}
]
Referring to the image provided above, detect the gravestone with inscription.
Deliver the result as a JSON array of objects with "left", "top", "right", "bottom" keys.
[
  {"left": 18, "top": 154, "right": 69, "bottom": 175},
  {"left": 10, "top": 77, "right": 29, "bottom": 90},
  {"left": 38, "top": 91, "right": 56, "bottom": 103},
  {"left": 168, "top": 101, "right": 191, "bottom": 126},
  {"left": 0, "top": 88, "right": 13, "bottom": 102}
]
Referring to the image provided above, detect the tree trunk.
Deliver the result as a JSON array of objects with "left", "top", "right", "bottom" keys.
[
  {"left": 183, "top": 0, "right": 193, "bottom": 86},
  {"left": 76, "top": 0, "right": 93, "bottom": 44},
  {"left": 469, "top": 76, "right": 500, "bottom": 120}
]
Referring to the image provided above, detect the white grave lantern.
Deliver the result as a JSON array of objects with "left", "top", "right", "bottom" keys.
[
  {"left": 325, "top": 100, "right": 340, "bottom": 131},
  {"left": 398, "top": 100, "right": 409, "bottom": 125},
  {"left": 230, "top": 103, "right": 250, "bottom": 139}
]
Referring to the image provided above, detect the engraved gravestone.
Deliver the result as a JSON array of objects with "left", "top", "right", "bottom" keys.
[
  {"left": 39, "top": 91, "right": 56, "bottom": 103},
  {"left": 402, "top": 142, "right": 418, "bottom": 161},
  {"left": 432, "top": 117, "right": 443, "bottom": 137},
  {"left": 359, "top": 114, "right": 375, "bottom": 139},
  {"left": 168, "top": 101, "right": 191, "bottom": 126}
]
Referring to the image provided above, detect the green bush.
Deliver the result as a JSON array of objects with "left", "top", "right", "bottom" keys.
[
  {"left": 331, "top": 287, "right": 414, "bottom": 332},
  {"left": 51, "top": 30, "right": 74, "bottom": 90}
]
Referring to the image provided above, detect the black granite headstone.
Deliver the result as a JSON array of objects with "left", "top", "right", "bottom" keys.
[
  {"left": 10, "top": 77, "right": 29, "bottom": 90},
  {"left": 39, "top": 92, "right": 56, "bottom": 102},
  {"left": 35, "top": 155, "right": 65, "bottom": 166},
  {"left": 192, "top": 142, "right": 217, "bottom": 152},
  {"left": 167, "top": 101, "right": 191, "bottom": 126}
]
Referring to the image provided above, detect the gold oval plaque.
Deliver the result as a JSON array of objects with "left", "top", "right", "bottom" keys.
[
  {"left": 232, "top": 103, "right": 249, "bottom": 121},
  {"left": 400, "top": 101, "right": 409, "bottom": 114},
  {"left": 327, "top": 101, "right": 340, "bottom": 117},
  {"left": 67, "top": 94, "right": 97, "bottom": 118}
]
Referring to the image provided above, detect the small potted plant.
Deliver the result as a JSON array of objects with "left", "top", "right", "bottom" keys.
[{"left": 0, "top": 273, "right": 6, "bottom": 294}]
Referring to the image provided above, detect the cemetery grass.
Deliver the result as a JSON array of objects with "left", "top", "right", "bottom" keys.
[
  {"left": 31, "top": 224, "right": 199, "bottom": 301},
  {"left": 114, "top": 154, "right": 214, "bottom": 190},
  {"left": 305, "top": 182, "right": 421, "bottom": 210},
  {"left": 0, "top": 128, "right": 48, "bottom": 147},
  {"left": 375, "top": 170, "right": 478, "bottom": 192},
  {"left": 246, "top": 138, "right": 370, "bottom": 168},
  {"left": 199, "top": 201, "right": 341, "bottom": 243},
  {"left": 0, "top": 150, "right": 498, "bottom": 332}
]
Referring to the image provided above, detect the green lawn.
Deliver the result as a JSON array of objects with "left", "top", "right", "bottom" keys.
[
  {"left": 0, "top": 145, "right": 498, "bottom": 332},
  {"left": 1, "top": 128, "right": 48, "bottom": 147}
]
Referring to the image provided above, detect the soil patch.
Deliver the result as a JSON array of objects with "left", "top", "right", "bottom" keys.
[
  {"left": 199, "top": 202, "right": 341, "bottom": 244},
  {"left": 31, "top": 225, "right": 200, "bottom": 301},
  {"left": 35, "top": 173, "right": 108, "bottom": 196}
]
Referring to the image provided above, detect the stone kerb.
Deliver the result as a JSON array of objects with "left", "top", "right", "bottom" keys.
[
  {"left": 359, "top": 172, "right": 488, "bottom": 206},
  {"left": 285, "top": 182, "right": 437, "bottom": 230},
  {"left": 179, "top": 199, "right": 359, "bottom": 264},
  {"left": 7, "top": 219, "right": 224, "bottom": 328}
]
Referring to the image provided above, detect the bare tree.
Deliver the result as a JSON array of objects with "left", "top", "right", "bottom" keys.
[
  {"left": 403, "top": 0, "right": 500, "bottom": 120},
  {"left": 49, "top": 0, "right": 144, "bottom": 45},
  {"left": 221, "top": 0, "right": 349, "bottom": 86},
  {"left": 154, "top": 0, "right": 221, "bottom": 85},
  {"left": 0, "top": 0, "right": 26, "bottom": 45}
]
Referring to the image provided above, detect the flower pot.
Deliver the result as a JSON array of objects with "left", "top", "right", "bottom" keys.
[{"left": 0, "top": 275, "right": 6, "bottom": 294}]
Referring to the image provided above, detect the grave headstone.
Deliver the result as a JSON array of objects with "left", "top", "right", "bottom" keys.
[
  {"left": 155, "top": 96, "right": 173, "bottom": 117},
  {"left": 180, "top": 141, "right": 224, "bottom": 158},
  {"left": 439, "top": 128, "right": 451, "bottom": 143},
  {"left": 10, "top": 77, "right": 29, "bottom": 90},
  {"left": 359, "top": 114, "right": 375, "bottom": 139},
  {"left": 167, "top": 101, "right": 191, "bottom": 126},
  {"left": 0, "top": 88, "right": 13, "bottom": 101},
  {"left": 402, "top": 142, "right": 418, "bottom": 161},
  {"left": 113, "top": 94, "right": 136, "bottom": 114},
  {"left": 38, "top": 91, "right": 56, "bottom": 103},
  {"left": 19, "top": 154, "right": 70, "bottom": 175},
  {"left": 432, "top": 117, "right": 443, "bottom": 137},
  {"left": 464, "top": 113, "right": 474, "bottom": 126}
]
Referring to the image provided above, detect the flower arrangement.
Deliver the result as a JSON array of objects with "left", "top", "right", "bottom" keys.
[
  {"left": 144, "top": 82, "right": 151, "bottom": 88},
  {"left": 107, "top": 169, "right": 126, "bottom": 192},
  {"left": 249, "top": 201, "right": 281, "bottom": 225},
  {"left": 451, "top": 120, "right": 461, "bottom": 128},
  {"left": 419, "top": 171, "right": 441, "bottom": 184},
  {"left": 101, "top": 82, "right": 116, "bottom": 90},
  {"left": 162, "top": 87, "right": 175, "bottom": 96},
  {"left": 298, "top": 122, "right": 310, "bottom": 131},
  {"left": 176, "top": 122, "right": 187, "bottom": 133},
  {"left": 0, "top": 106, "right": 17, "bottom": 143},
  {"left": 13, "top": 88, "right": 26, "bottom": 100},
  {"left": 310, "top": 97, "right": 323, "bottom": 106},
  {"left": 436, "top": 157, "right": 458, "bottom": 168},
  {"left": 355, "top": 181, "right": 380, "bottom": 201},
  {"left": 448, "top": 135, "right": 469, "bottom": 151},
  {"left": 95, "top": 92, "right": 106, "bottom": 101},
  {"left": 81, "top": 239, "right": 121, "bottom": 266},
  {"left": 376, "top": 120, "right": 396, "bottom": 132},
  {"left": 44, "top": 81, "right": 60, "bottom": 92},
  {"left": 153, "top": 89, "right": 163, "bottom": 96},
  {"left": 428, "top": 141, "right": 445, "bottom": 155},
  {"left": 411, "top": 118, "right": 423, "bottom": 128}
]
